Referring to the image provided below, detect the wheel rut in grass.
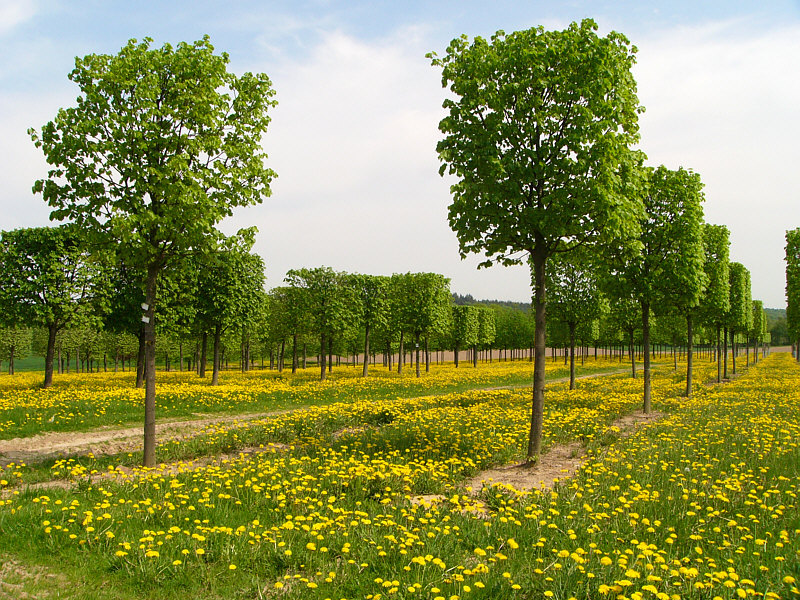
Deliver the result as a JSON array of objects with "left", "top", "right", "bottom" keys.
[
  {"left": 0, "top": 409, "right": 295, "bottom": 467},
  {"left": 412, "top": 408, "right": 665, "bottom": 511},
  {"left": 465, "top": 409, "right": 665, "bottom": 493}
]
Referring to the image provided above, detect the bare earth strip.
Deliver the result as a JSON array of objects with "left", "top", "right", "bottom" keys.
[
  {"left": 0, "top": 367, "right": 632, "bottom": 466},
  {"left": 0, "top": 410, "right": 293, "bottom": 467},
  {"left": 464, "top": 409, "right": 664, "bottom": 492}
]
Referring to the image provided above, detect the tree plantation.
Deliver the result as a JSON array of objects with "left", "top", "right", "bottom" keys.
[{"left": 0, "top": 21, "right": 798, "bottom": 600}]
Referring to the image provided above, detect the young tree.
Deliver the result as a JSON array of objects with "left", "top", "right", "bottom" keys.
[
  {"left": 392, "top": 273, "right": 451, "bottom": 377},
  {"left": 31, "top": 37, "right": 276, "bottom": 467},
  {"left": 0, "top": 327, "right": 32, "bottom": 375},
  {"left": 697, "top": 224, "right": 731, "bottom": 383},
  {"left": 0, "top": 226, "right": 109, "bottom": 387},
  {"left": 726, "top": 263, "right": 752, "bottom": 375},
  {"left": 545, "top": 248, "right": 603, "bottom": 389},
  {"left": 195, "top": 236, "right": 265, "bottom": 385},
  {"left": 611, "top": 166, "right": 705, "bottom": 412},
  {"left": 349, "top": 274, "right": 389, "bottom": 377},
  {"left": 475, "top": 307, "right": 496, "bottom": 366},
  {"left": 451, "top": 305, "right": 478, "bottom": 368},
  {"left": 285, "top": 267, "right": 353, "bottom": 381},
  {"left": 749, "top": 300, "right": 765, "bottom": 366},
  {"left": 785, "top": 228, "right": 800, "bottom": 361},
  {"left": 430, "top": 19, "right": 643, "bottom": 461}
]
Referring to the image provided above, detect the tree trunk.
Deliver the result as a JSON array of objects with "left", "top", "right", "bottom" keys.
[
  {"left": 642, "top": 303, "right": 651, "bottom": 414},
  {"left": 43, "top": 323, "right": 58, "bottom": 388},
  {"left": 425, "top": 338, "right": 430, "bottom": 372},
  {"left": 732, "top": 336, "right": 737, "bottom": 375},
  {"left": 454, "top": 342, "right": 460, "bottom": 368},
  {"left": 723, "top": 326, "right": 729, "bottom": 380},
  {"left": 716, "top": 324, "right": 722, "bottom": 383},
  {"left": 212, "top": 324, "right": 222, "bottom": 385},
  {"left": 136, "top": 330, "right": 145, "bottom": 388},
  {"left": 292, "top": 334, "right": 298, "bottom": 374},
  {"left": 629, "top": 329, "right": 636, "bottom": 379},
  {"left": 568, "top": 321, "right": 576, "bottom": 390},
  {"left": 142, "top": 262, "right": 159, "bottom": 469},
  {"left": 526, "top": 247, "right": 546, "bottom": 463},
  {"left": 199, "top": 333, "right": 208, "bottom": 378},
  {"left": 320, "top": 332, "right": 327, "bottom": 381},
  {"left": 415, "top": 332, "right": 421, "bottom": 378},
  {"left": 685, "top": 314, "right": 694, "bottom": 397},
  {"left": 398, "top": 331, "right": 404, "bottom": 374},
  {"left": 328, "top": 337, "right": 333, "bottom": 373},
  {"left": 362, "top": 323, "right": 370, "bottom": 377}
]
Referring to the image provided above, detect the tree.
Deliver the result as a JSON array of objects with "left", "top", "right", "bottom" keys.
[
  {"left": 451, "top": 305, "right": 478, "bottom": 368},
  {"left": 475, "top": 307, "right": 496, "bottom": 366},
  {"left": 430, "top": 19, "right": 643, "bottom": 461},
  {"left": 606, "top": 166, "right": 705, "bottom": 412},
  {"left": 697, "top": 224, "right": 731, "bottom": 383},
  {"left": 726, "top": 263, "right": 752, "bottom": 375},
  {"left": 349, "top": 274, "right": 389, "bottom": 377},
  {"left": 0, "top": 327, "right": 32, "bottom": 375},
  {"left": 611, "top": 166, "right": 704, "bottom": 413},
  {"left": 786, "top": 228, "right": 800, "bottom": 361},
  {"left": 31, "top": 37, "right": 276, "bottom": 466},
  {"left": 195, "top": 235, "right": 265, "bottom": 385},
  {"left": 544, "top": 247, "right": 603, "bottom": 389},
  {"left": 391, "top": 273, "right": 451, "bottom": 377},
  {"left": 285, "top": 267, "right": 353, "bottom": 381},
  {"left": 0, "top": 226, "right": 108, "bottom": 387},
  {"left": 749, "top": 300, "right": 765, "bottom": 365}
]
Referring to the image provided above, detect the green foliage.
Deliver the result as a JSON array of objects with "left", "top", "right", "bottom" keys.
[
  {"left": 0, "top": 226, "right": 109, "bottom": 331},
  {"left": 195, "top": 236, "right": 265, "bottom": 337},
  {"left": 452, "top": 305, "right": 479, "bottom": 349},
  {"left": 30, "top": 37, "right": 276, "bottom": 268},
  {"left": 605, "top": 165, "right": 706, "bottom": 313},
  {"left": 430, "top": 18, "right": 644, "bottom": 265},
  {"left": 476, "top": 307, "right": 496, "bottom": 347},
  {"left": 727, "top": 263, "right": 752, "bottom": 335},
  {"left": 698, "top": 224, "right": 731, "bottom": 327},
  {"left": 786, "top": 228, "right": 800, "bottom": 341},
  {"left": 545, "top": 248, "right": 603, "bottom": 329},
  {"left": 390, "top": 273, "right": 451, "bottom": 339}
]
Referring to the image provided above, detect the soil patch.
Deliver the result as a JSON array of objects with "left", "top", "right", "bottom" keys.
[{"left": 0, "top": 554, "right": 67, "bottom": 600}]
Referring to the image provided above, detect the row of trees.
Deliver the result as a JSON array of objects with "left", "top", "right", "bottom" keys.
[{"left": 429, "top": 19, "right": 775, "bottom": 462}]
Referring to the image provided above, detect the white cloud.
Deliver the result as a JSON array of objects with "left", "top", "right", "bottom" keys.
[
  {"left": 0, "top": 0, "right": 36, "bottom": 36},
  {"left": 222, "top": 27, "right": 538, "bottom": 301},
  {"left": 634, "top": 19, "right": 800, "bottom": 307}
]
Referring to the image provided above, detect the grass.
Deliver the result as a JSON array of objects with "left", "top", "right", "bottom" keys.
[{"left": 1, "top": 353, "right": 797, "bottom": 599}]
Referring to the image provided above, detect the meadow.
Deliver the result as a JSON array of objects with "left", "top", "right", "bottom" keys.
[
  {"left": 0, "top": 354, "right": 797, "bottom": 600},
  {"left": 0, "top": 357, "right": 626, "bottom": 441}
]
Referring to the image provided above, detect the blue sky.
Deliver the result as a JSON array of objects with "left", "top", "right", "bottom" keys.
[{"left": 2, "top": 0, "right": 799, "bottom": 308}]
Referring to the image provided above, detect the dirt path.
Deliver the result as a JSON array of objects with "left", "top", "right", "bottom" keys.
[
  {"left": 0, "top": 367, "right": 632, "bottom": 466},
  {"left": 0, "top": 410, "right": 293, "bottom": 467}
]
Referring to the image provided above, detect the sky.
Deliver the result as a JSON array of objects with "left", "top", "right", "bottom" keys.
[{"left": 1, "top": 0, "right": 798, "bottom": 308}]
